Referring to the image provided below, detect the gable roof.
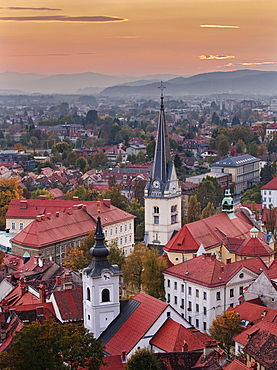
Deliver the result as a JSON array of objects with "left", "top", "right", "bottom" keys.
[
  {"left": 164, "top": 255, "right": 267, "bottom": 287},
  {"left": 233, "top": 320, "right": 277, "bottom": 346},
  {"left": 99, "top": 292, "right": 168, "bottom": 356},
  {"left": 228, "top": 301, "right": 277, "bottom": 325},
  {"left": 52, "top": 287, "right": 83, "bottom": 322},
  {"left": 235, "top": 237, "right": 274, "bottom": 257},
  {"left": 11, "top": 201, "right": 135, "bottom": 249},
  {"left": 164, "top": 211, "right": 255, "bottom": 254},
  {"left": 261, "top": 176, "right": 277, "bottom": 190},
  {"left": 223, "top": 359, "right": 250, "bottom": 370}
]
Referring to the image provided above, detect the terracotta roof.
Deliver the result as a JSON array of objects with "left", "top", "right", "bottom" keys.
[
  {"left": 235, "top": 237, "right": 274, "bottom": 257},
  {"left": 100, "top": 355, "right": 125, "bottom": 370},
  {"left": 11, "top": 201, "right": 135, "bottom": 248},
  {"left": 99, "top": 292, "right": 168, "bottom": 356},
  {"left": 228, "top": 301, "right": 277, "bottom": 325},
  {"left": 150, "top": 318, "right": 217, "bottom": 352},
  {"left": 164, "top": 211, "right": 254, "bottom": 254},
  {"left": 223, "top": 359, "right": 250, "bottom": 369},
  {"left": 164, "top": 256, "right": 267, "bottom": 287},
  {"left": 234, "top": 320, "right": 277, "bottom": 346},
  {"left": 52, "top": 287, "right": 83, "bottom": 322},
  {"left": 261, "top": 176, "right": 277, "bottom": 190}
]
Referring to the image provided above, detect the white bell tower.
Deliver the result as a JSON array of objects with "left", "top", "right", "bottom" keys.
[{"left": 83, "top": 215, "right": 120, "bottom": 339}]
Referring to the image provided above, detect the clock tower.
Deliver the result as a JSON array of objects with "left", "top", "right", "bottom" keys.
[
  {"left": 144, "top": 82, "right": 182, "bottom": 247},
  {"left": 83, "top": 214, "right": 120, "bottom": 339}
]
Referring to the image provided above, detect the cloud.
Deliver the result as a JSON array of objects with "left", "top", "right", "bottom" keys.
[
  {"left": 240, "top": 61, "right": 277, "bottom": 66},
  {"left": 0, "top": 7, "right": 61, "bottom": 11},
  {"left": 0, "top": 15, "right": 128, "bottom": 23},
  {"left": 200, "top": 24, "right": 239, "bottom": 29},
  {"left": 199, "top": 55, "right": 235, "bottom": 60},
  {"left": 216, "top": 63, "right": 236, "bottom": 68}
]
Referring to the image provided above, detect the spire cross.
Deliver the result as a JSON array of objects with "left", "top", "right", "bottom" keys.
[{"left": 158, "top": 81, "right": 166, "bottom": 98}]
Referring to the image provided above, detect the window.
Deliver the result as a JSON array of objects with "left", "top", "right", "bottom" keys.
[
  {"left": 19, "top": 222, "right": 24, "bottom": 230},
  {"left": 230, "top": 288, "right": 234, "bottom": 298},
  {"left": 102, "top": 289, "right": 110, "bottom": 302},
  {"left": 174, "top": 296, "right": 177, "bottom": 305},
  {"left": 87, "top": 287, "right": 91, "bottom": 301},
  {"left": 203, "top": 322, "right": 207, "bottom": 331},
  {"left": 203, "top": 291, "right": 207, "bottom": 300},
  {"left": 174, "top": 282, "right": 177, "bottom": 290},
  {"left": 167, "top": 279, "right": 170, "bottom": 288},
  {"left": 110, "top": 228, "right": 113, "bottom": 236},
  {"left": 239, "top": 286, "right": 244, "bottom": 295},
  {"left": 11, "top": 222, "right": 15, "bottom": 230},
  {"left": 196, "top": 289, "right": 199, "bottom": 298},
  {"left": 203, "top": 306, "right": 207, "bottom": 315},
  {"left": 188, "top": 301, "right": 192, "bottom": 310},
  {"left": 167, "top": 311, "right": 171, "bottom": 317},
  {"left": 154, "top": 206, "right": 159, "bottom": 214},
  {"left": 120, "top": 226, "right": 122, "bottom": 233},
  {"left": 171, "top": 215, "right": 177, "bottom": 224},
  {"left": 88, "top": 314, "right": 90, "bottom": 320},
  {"left": 269, "top": 191, "right": 271, "bottom": 195},
  {"left": 196, "top": 303, "right": 199, "bottom": 312},
  {"left": 129, "top": 223, "right": 131, "bottom": 230},
  {"left": 181, "top": 284, "right": 184, "bottom": 293},
  {"left": 230, "top": 303, "right": 234, "bottom": 308},
  {"left": 125, "top": 236, "right": 127, "bottom": 244},
  {"left": 181, "top": 298, "right": 184, "bottom": 308},
  {"left": 216, "top": 291, "right": 221, "bottom": 301},
  {"left": 154, "top": 216, "right": 159, "bottom": 225},
  {"left": 167, "top": 294, "right": 170, "bottom": 303},
  {"left": 115, "top": 227, "right": 118, "bottom": 234},
  {"left": 120, "top": 238, "right": 122, "bottom": 245},
  {"left": 264, "top": 197, "right": 267, "bottom": 202},
  {"left": 129, "top": 235, "right": 132, "bottom": 242},
  {"left": 188, "top": 287, "right": 192, "bottom": 295},
  {"left": 196, "top": 319, "right": 199, "bottom": 328},
  {"left": 125, "top": 224, "right": 127, "bottom": 231},
  {"left": 188, "top": 316, "right": 192, "bottom": 324},
  {"left": 269, "top": 198, "right": 272, "bottom": 203}
]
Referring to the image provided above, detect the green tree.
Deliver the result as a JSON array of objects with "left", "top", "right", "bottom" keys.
[
  {"left": 86, "top": 110, "right": 98, "bottom": 125},
  {"left": 65, "top": 231, "right": 95, "bottom": 270},
  {"left": 236, "top": 139, "right": 246, "bottom": 154},
  {"left": 248, "top": 141, "right": 258, "bottom": 157},
  {"left": 102, "top": 185, "right": 129, "bottom": 211},
  {"left": 63, "top": 186, "right": 100, "bottom": 201},
  {"left": 31, "top": 188, "right": 54, "bottom": 200},
  {"left": 201, "top": 202, "right": 215, "bottom": 219},
  {"left": 186, "top": 195, "right": 201, "bottom": 223},
  {"left": 0, "top": 178, "right": 24, "bottom": 229},
  {"left": 195, "top": 176, "right": 223, "bottom": 210},
  {"left": 240, "top": 185, "right": 262, "bottom": 204},
  {"left": 218, "top": 138, "right": 230, "bottom": 157},
  {"left": 264, "top": 204, "right": 277, "bottom": 238},
  {"left": 260, "top": 160, "right": 276, "bottom": 186},
  {"left": 108, "top": 244, "right": 125, "bottom": 270},
  {"left": 123, "top": 242, "right": 146, "bottom": 293},
  {"left": 0, "top": 318, "right": 105, "bottom": 370},
  {"left": 77, "top": 157, "right": 88, "bottom": 172},
  {"left": 209, "top": 311, "right": 241, "bottom": 358},
  {"left": 125, "top": 348, "right": 161, "bottom": 370},
  {"left": 142, "top": 248, "right": 167, "bottom": 300}
]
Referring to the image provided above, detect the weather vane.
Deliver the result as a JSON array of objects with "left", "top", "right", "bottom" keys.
[{"left": 158, "top": 81, "right": 166, "bottom": 98}]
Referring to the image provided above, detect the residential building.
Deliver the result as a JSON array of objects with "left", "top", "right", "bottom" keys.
[
  {"left": 186, "top": 171, "right": 232, "bottom": 190},
  {"left": 126, "top": 144, "right": 147, "bottom": 156},
  {"left": 261, "top": 176, "right": 277, "bottom": 208},
  {"left": 10, "top": 200, "right": 135, "bottom": 263},
  {"left": 211, "top": 154, "right": 260, "bottom": 194},
  {"left": 0, "top": 150, "right": 35, "bottom": 170},
  {"left": 144, "top": 85, "right": 182, "bottom": 247},
  {"left": 163, "top": 255, "right": 267, "bottom": 332}
]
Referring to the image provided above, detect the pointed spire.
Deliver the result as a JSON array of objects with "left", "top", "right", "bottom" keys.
[
  {"left": 90, "top": 216, "right": 110, "bottom": 258},
  {"left": 151, "top": 81, "right": 171, "bottom": 184}
]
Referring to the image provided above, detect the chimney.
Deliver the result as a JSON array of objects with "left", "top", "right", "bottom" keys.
[
  {"left": 46, "top": 213, "right": 51, "bottom": 219},
  {"left": 182, "top": 341, "right": 188, "bottom": 352},
  {"left": 63, "top": 272, "right": 73, "bottom": 290},
  {"left": 39, "top": 284, "right": 46, "bottom": 303},
  {"left": 39, "top": 195, "right": 46, "bottom": 200},
  {"left": 36, "top": 215, "right": 42, "bottom": 222},
  {"left": 73, "top": 196, "right": 79, "bottom": 201},
  {"left": 36, "top": 306, "right": 44, "bottom": 316},
  {"left": 19, "top": 276, "right": 27, "bottom": 295},
  {"left": 67, "top": 208, "right": 73, "bottom": 215},
  {"left": 82, "top": 205, "right": 87, "bottom": 211},
  {"left": 20, "top": 200, "right": 28, "bottom": 209},
  {"left": 220, "top": 266, "right": 224, "bottom": 273},
  {"left": 121, "top": 351, "right": 126, "bottom": 363},
  {"left": 5, "top": 228, "right": 9, "bottom": 234},
  {"left": 56, "top": 275, "right": 61, "bottom": 286},
  {"left": 211, "top": 254, "right": 216, "bottom": 260},
  {"left": 40, "top": 214, "right": 45, "bottom": 221},
  {"left": 34, "top": 256, "right": 39, "bottom": 264},
  {"left": 103, "top": 199, "right": 111, "bottom": 208},
  {"left": 56, "top": 211, "right": 59, "bottom": 218},
  {"left": 226, "top": 258, "right": 232, "bottom": 264},
  {"left": 38, "top": 257, "right": 43, "bottom": 268},
  {"left": 193, "top": 253, "right": 197, "bottom": 258}
]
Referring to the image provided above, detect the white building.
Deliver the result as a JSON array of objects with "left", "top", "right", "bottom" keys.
[
  {"left": 163, "top": 254, "right": 267, "bottom": 332},
  {"left": 261, "top": 176, "right": 277, "bottom": 208}
]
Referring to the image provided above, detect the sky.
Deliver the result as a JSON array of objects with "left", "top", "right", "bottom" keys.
[{"left": 0, "top": 0, "right": 277, "bottom": 76}]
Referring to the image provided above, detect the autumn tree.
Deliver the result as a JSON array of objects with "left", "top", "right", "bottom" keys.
[
  {"left": 77, "top": 156, "right": 88, "bottom": 172},
  {"left": 142, "top": 248, "right": 168, "bottom": 300},
  {"left": 186, "top": 195, "right": 201, "bottom": 223},
  {"left": 108, "top": 244, "right": 125, "bottom": 270},
  {"left": 123, "top": 242, "right": 147, "bottom": 293},
  {"left": 0, "top": 178, "right": 24, "bottom": 229},
  {"left": 63, "top": 186, "right": 100, "bottom": 201},
  {"left": 125, "top": 348, "right": 161, "bottom": 370},
  {"left": 66, "top": 231, "right": 95, "bottom": 270},
  {"left": 31, "top": 188, "right": 54, "bottom": 199},
  {"left": 201, "top": 202, "right": 215, "bottom": 219},
  {"left": 209, "top": 311, "right": 241, "bottom": 358},
  {"left": 102, "top": 185, "right": 129, "bottom": 211},
  {"left": 0, "top": 318, "right": 105, "bottom": 370}
]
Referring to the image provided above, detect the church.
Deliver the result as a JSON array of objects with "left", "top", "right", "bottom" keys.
[{"left": 144, "top": 83, "right": 182, "bottom": 247}]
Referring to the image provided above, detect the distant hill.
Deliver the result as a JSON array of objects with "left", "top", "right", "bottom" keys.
[
  {"left": 0, "top": 72, "right": 178, "bottom": 94},
  {"left": 101, "top": 70, "right": 277, "bottom": 97}
]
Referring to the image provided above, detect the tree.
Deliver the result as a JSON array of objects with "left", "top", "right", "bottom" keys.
[
  {"left": 217, "top": 139, "right": 230, "bottom": 157},
  {"left": 63, "top": 186, "right": 100, "bottom": 201},
  {"left": 102, "top": 185, "right": 129, "bottom": 211},
  {"left": 240, "top": 185, "right": 262, "bottom": 204},
  {"left": 66, "top": 231, "right": 95, "bottom": 270},
  {"left": 31, "top": 188, "right": 54, "bottom": 199},
  {"left": 126, "top": 348, "right": 161, "bottom": 370},
  {"left": 0, "top": 178, "right": 24, "bottom": 229},
  {"left": 123, "top": 242, "right": 146, "bottom": 293},
  {"left": 248, "top": 141, "right": 258, "bottom": 157},
  {"left": 186, "top": 195, "right": 201, "bottom": 223},
  {"left": 0, "top": 318, "right": 105, "bottom": 370},
  {"left": 86, "top": 110, "right": 98, "bottom": 125},
  {"left": 195, "top": 176, "right": 223, "bottom": 210},
  {"left": 209, "top": 311, "right": 241, "bottom": 358},
  {"left": 264, "top": 204, "right": 277, "bottom": 238},
  {"left": 108, "top": 244, "right": 125, "bottom": 270},
  {"left": 142, "top": 248, "right": 167, "bottom": 300},
  {"left": 201, "top": 202, "right": 215, "bottom": 219},
  {"left": 77, "top": 157, "right": 88, "bottom": 173},
  {"left": 236, "top": 139, "right": 246, "bottom": 154}
]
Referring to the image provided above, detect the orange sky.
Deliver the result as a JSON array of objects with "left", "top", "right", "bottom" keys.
[{"left": 0, "top": 0, "right": 277, "bottom": 76}]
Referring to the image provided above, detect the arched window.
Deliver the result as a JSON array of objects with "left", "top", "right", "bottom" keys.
[
  {"left": 87, "top": 287, "right": 91, "bottom": 301},
  {"left": 102, "top": 288, "right": 110, "bottom": 302},
  {"left": 154, "top": 206, "right": 159, "bottom": 214}
]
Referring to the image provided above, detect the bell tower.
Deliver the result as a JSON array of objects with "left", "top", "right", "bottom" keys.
[
  {"left": 144, "top": 82, "right": 182, "bottom": 247},
  {"left": 83, "top": 214, "right": 120, "bottom": 339}
]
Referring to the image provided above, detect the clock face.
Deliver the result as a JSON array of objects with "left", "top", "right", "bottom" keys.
[
  {"left": 153, "top": 180, "right": 160, "bottom": 189},
  {"left": 101, "top": 271, "right": 111, "bottom": 281},
  {"left": 170, "top": 183, "right": 177, "bottom": 194}
]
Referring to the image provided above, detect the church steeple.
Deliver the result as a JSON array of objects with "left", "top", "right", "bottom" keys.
[{"left": 151, "top": 82, "right": 171, "bottom": 186}]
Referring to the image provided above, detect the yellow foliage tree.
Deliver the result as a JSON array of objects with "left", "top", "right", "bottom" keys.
[{"left": 0, "top": 178, "right": 24, "bottom": 229}]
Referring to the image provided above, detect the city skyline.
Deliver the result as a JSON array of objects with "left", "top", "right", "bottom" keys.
[{"left": 0, "top": 0, "right": 277, "bottom": 76}]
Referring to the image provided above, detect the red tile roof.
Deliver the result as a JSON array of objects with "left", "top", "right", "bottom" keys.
[
  {"left": 104, "top": 292, "right": 168, "bottom": 356},
  {"left": 228, "top": 301, "right": 277, "bottom": 325},
  {"left": 11, "top": 201, "right": 135, "bottom": 249},
  {"left": 261, "top": 176, "right": 277, "bottom": 190},
  {"left": 164, "top": 211, "right": 254, "bottom": 254},
  {"left": 150, "top": 318, "right": 217, "bottom": 352},
  {"left": 164, "top": 256, "right": 267, "bottom": 287},
  {"left": 99, "top": 355, "right": 125, "bottom": 370},
  {"left": 235, "top": 237, "right": 274, "bottom": 257},
  {"left": 223, "top": 359, "right": 250, "bottom": 369},
  {"left": 52, "top": 287, "right": 83, "bottom": 322},
  {"left": 234, "top": 320, "right": 277, "bottom": 346}
]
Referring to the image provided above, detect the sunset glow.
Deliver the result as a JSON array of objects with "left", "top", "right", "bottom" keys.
[{"left": 0, "top": 0, "right": 276, "bottom": 76}]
